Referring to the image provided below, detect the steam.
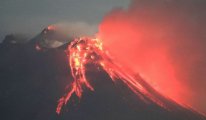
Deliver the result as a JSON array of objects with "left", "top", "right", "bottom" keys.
[
  {"left": 37, "top": 21, "right": 98, "bottom": 48},
  {"left": 98, "top": 0, "right": 206, "bottom": 113},
  {"left": 53, "top": 21, "right": 97, "bottom": 38}
]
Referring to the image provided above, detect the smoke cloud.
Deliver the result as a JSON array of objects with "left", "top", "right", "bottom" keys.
[
  {"left": 35, "top": 21, "right": 98, "bottom": 48},
  {"left": 98, "top": 0, "right": 206, "bottom": 113},
  {"left": 53, "top": 21, "right": 98, "bottom": 38}
]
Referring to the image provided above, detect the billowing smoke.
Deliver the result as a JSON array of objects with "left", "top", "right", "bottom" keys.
[
  {"left": 53, "top": 21, "right": 97, "bottom": 39},
  {"left": 98, "top": 0, "right": 206, "bottom": 113},
  {"left": 36, "top": 21, "right": 98, "bottom": 48}
]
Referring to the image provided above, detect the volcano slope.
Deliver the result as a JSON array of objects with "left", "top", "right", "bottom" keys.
[
  {"left": 0, "top": 32, "right": 205, "bottom": 120},
  {"left": 57, "top": 41, "right": 206, "bottom": 120}
]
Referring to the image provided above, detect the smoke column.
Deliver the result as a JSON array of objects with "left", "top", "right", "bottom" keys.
[{"left": 98, "top": 0, "right": 206, "bottom": 113}]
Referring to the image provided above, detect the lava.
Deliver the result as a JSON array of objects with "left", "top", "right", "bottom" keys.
[
  {"left": 47, "top": 25, "right": 56, "bottom": 31},
  {"left": 35, "top": 44, "right": 42, "bottom": 51},
  {"left": 56, "top": 37, "right": 169, "bottom": 114}
]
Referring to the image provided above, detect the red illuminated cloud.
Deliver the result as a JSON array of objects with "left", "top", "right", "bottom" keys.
[{"left": 98, "top": 0, "right": 206, "bottom": 114}]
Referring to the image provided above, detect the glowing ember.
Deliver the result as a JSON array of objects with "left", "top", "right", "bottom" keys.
[
  {"left": 35, "top": 44, "right": 42, "bottom": 51},
  {"left": 47, "top": 25, "right": 56, "bottom": 31},
  {"left": 56, "top": 37, "right": 169, "bottom": 114}
]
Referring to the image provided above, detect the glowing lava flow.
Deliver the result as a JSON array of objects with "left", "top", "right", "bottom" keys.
[{"left": 56, "top": 37, "right": 168, "bottom": 114}]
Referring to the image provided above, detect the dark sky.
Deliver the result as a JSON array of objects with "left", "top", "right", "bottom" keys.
[{"left": 0, "top": 0, "right": 130, "bottom": 41}]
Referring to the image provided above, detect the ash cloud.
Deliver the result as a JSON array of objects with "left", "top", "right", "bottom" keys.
[
  {"left": 33, "top": 21, "right": 98, "bottom": 49},
  {"left": 98, "top": 0, "right": 206, "bottom": 113},
  {"left": 53, "top": 21, "right": 98, "bottom": 38}
]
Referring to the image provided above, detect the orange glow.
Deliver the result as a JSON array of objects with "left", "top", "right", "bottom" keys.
[
  {"left": 47, "top": 25, "right": 56, "bottom": 31},
  {"left": 56, "top": 37, "right": 172, "bottom": 114},
  {"left": 97, "top": 16, "right": 185, "bottom": 105},
  {"left": 35, "top": 44, "right": 42, "bottom": 51}
]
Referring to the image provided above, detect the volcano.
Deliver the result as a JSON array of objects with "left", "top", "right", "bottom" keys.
[
  {"left": 29, "top": 25, "right": 72, "bottom": 50},
  {"left": 0, "top": 27, "right": 205, "bottom": 120}
]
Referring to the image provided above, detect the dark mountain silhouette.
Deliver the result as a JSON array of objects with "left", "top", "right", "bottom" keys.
[
  {"left": 29, "top": 26, "right": 72, "bottom": 50},
  {"left": 0, "top": 27, "right": 205, "bottom": 120}
]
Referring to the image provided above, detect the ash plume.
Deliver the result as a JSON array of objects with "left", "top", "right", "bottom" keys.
[
  {"left": 53, "top": 21, "right": 97, "bottom": 39},
  {"left": 98, "top": 0, "right": 206, "bottom": 113},
  {"left": 30, "top": 21, "right": 98, "bottom": 49}
]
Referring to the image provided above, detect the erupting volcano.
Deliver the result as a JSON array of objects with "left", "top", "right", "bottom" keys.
[
  {"left": 1, "top": 0, "right": 206, "bottom": 119},
  {"left": 0, "top": 26, "right": 205, "bottom": 120},
  {"left": 56, "top": 37, "right": 167, "bottom": 114},
  {"left": 55, "top": 37, "right": 205, "bottom": 120}
]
